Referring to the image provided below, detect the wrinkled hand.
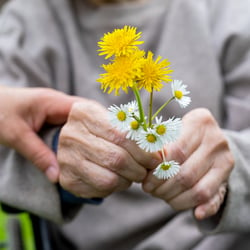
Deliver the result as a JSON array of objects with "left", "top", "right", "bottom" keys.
[
  {"left": 57, "top": 100, "right": 161, "bottom": 198},
  {"left": 143, "top": 108, "right": 234, "bottom": 220},
  {"left": 0, "top": 86, "right": 80, "bottom": 182}
]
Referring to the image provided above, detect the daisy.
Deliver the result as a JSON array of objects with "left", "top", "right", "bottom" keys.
[
  {"left": 171, "top": 80, "right": 191, "bottom": 108},
  {"left": 108, "top": 103, "right": 132, "bottom": 132},
  {"left": 154, "top": 116, "right": 182, "bottom": 144},
  {"left": 137, "top": 51, "right": 173, "bottom": 92},
  {"left": 126, "top": 119, "right": 144, "bottom": 141},
  {"left": 153, "top": 160, "right": 180, "bottom": 179},
  {"left": 126, "top": 100, "right": 139, "bottom": 116},
  {"left": 98, "top": 26, "right": 144, "bottom": 59},
  {"left": 97, "top": 50, "right": 144, "bottom": 95},
  {"left": 136, "top": 128, "right": 164, "bottom": 152}
]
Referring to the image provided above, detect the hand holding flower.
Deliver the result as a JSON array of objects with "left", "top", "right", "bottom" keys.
[
  {"left": 57, "top": 100, "right": 161, "bottom": 198},
  {"left": 142, "top": 108, "right": 234, "bottom": 220}
]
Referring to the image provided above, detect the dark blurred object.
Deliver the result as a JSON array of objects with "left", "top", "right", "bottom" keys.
[{"left": 0, "top": 0, "right": 7, "bottom": 8}]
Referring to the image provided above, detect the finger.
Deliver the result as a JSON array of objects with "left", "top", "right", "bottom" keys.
[
  {"left": 166, "top": 166, "right": 228, "bottom": 211},
  {"left": 143, "top": 110, "right": 218, "bottom": 193},
  {"left": 31, "top": 90, "right": 82, "bottom": 130},
  {"left": 194, "top": 183, "right": 227, "bottom": 220},
  {"left": 143, "top": 145, "right": 186, "bottom": 192},
  {"left": 143, "top": 143, "right": 211, "bottom": 197},
  {"left": 59, "top": 124, "right": 147, "bottom": 183},
  {"left": 59, "top": 158, "right": 131, "bottom": 198},
  {"left": 6, "top": 121, "right": 59, "bottom": 182},
  {"left": 73, "top": 101, "right": 162, "bottom": 169},
  {"left": 44, "top": 95, "right": 83, "bottom": 124}
]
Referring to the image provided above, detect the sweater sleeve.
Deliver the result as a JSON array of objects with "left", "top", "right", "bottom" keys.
[
  {"left": 0, "top": 0, "right": 71, "bottom": 223},
  {"left": 197, "top": 0, "right": 250, "bottom": 233}
]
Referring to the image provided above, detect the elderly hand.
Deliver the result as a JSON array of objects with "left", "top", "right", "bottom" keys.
[
  {"left": 0, "top": 86, "right": 79, "bottom": 182},
  {"left": 142, "top": 108, "right": 234, "bottom": 220},
  {"left": 57, "top": 100, "right": 161, "bottom": 198}
]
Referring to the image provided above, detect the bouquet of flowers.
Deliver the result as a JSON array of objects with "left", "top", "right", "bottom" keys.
[{"left": 97, "top": 26, "right": 191, "bottom": 180}]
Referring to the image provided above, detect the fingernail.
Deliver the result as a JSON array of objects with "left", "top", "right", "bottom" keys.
[
  {"left": 46, "top": 166, "right": 59, "bottom": 183},
  {"left": 196, "top": 209, "right": 205, "bottom": 220}
]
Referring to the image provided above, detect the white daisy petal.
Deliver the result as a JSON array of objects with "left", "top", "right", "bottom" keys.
[
  {"left": 153, "top": 160, "right": 180, "bottom": 179},
  {"left": 154, "top": 116, "right": 182, "bottom": 144},
  {"left": 108, "top": 103, "right": 132, "bottom": 132},
  {"left": 126, "top": 119, "right": 144, "bottom": 141},
  {"left": 126, "top": 100, "right": 139, "bottom": 115},
  {"left": 178, "top": 96, "right": 191, "bottom": 108},
  {"left": 171, "top": 80, "right": 191, "bottom": 108},
  {"left": 136, "top": 128, "right": 164, "bottom": 152}
]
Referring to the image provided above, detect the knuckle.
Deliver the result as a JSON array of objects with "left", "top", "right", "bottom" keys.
[
  {"left": 108, "top": 128, "right": 126, "bottom": 146},
  {"left": 209, "top": 199, "right": 219, "bottom": 215},
  {"left": 58, "top": 129, "right": 86, "bottom": 154},
  {"left": 58, "top": 124, "right": 76, "bottom": 145},
  {"left": 57, "top": 149, "right": 69, "bottom": 167},
  {"left": 190, "top": 108, "right": 215, "bottom": 128},
  {"left": 134, "top": 169, "right": 147, "bottom": 183},
  {"left": 71, "top": 100, "right": 101, "bottom": 119},
  {"left": 68, "top": 102, "right": 88, "bottom": 121},
  {"left": 59, "top": 168, "right": 85, "bottom": 198},
  {"left": 59, "top": 171, "right": 76, "bottom": 192},
  {"left": 96, "top": 174, "right": 119, "bottom": 193},
  {"left": 195, "top": 108, "right": 212, "bottom": 119},
  {"left": 58, "top": 131, "right": 74, "bottom": 148},
  {"left": 226, "top": 152, "right": 235, "bottom": 170},
  {"left": 220, "top": 153, "right": 235, "bottom": 175},
  {"left": 229, "top": 153, "right": 235, "bottom": 167},
  {"left": 104, "top": 149, "right": 127, "bottom": 172},
  {"left": 193, "top": 185, "right": 212, "bottom": 204},
  {"left": 116, "top": 180, "right": 132, "bottom": 192},
  {"left": 200, "top": 112, "right": 214, "bottom": 126},
  {"left": 175, "top": 171, "right": 195, "bottom": 190}
]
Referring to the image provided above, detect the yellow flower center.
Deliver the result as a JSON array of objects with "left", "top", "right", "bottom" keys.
[
  {"left": 117, "top": 111, "right": 126, "bottom": 121},
  {"left": 160, "top": 163, "right": 171, "bottom": 171},
  {"left": 174, "top": 90, "right": 183, "bottom": 99},
  {"left": 146, "top": 134, "right": 157, "bottom": 143},
  {"left": 130, "top": 120, "right": 140, "bottom": 130},
  {"left": 156, "top": 125, "right": 166, "bottom": 135}
]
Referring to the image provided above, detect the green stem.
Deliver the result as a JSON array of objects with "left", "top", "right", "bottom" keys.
[
  {"left": 152, "top": 96, "right": 175, "bottom": 121},
  {"left": 148, "top": 89, "right": 154, "bottom": 127},
  {"left": 132, "top": 85, "right": 147, "bottom": 130},
  {"left": 132, "top": 114, "right": 140, "bottom": 122},
  {"left": 161, "top": 148, "right": 167, "bottom": 162}
]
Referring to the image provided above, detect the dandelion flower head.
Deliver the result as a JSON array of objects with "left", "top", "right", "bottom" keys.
[
  {"left": 97, "top": 50, "right": 145, "bottom": 95},
  {"left": 98, "top": 26, "right": 144, "bottom": 59},
  {"left": 137, "top": 51, "right": 173, "bottom": 92}
]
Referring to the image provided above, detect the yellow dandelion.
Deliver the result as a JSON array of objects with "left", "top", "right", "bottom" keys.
[
  {"left": 98, "top": 25, "right": 144, "bottom": 59},
  {"left": 97, "top": 50, "right": 145, "bottom": 95},
  {"left": 137, "top": 51, "right": 173, "bottom": 92}
]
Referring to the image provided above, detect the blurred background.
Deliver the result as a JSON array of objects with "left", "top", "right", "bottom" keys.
[{"left": 0, "top": 3, "right": 34, "bottom": 250}]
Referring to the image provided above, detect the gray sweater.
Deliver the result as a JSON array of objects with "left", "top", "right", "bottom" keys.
[{"left": 0, "top": 0, "right": 250, "bottom": 249}]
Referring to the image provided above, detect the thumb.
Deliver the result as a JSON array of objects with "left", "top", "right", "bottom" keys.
[
  {"left": 8, "top": 122, "right": 59, "bottom": 182},
  {"left": 41, "top": 92, "right": 84, "bottom": 125}
]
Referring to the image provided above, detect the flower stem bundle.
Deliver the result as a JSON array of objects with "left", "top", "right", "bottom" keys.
[{"left": 97, "top": 26, "right": 191, "bottom": 179}]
